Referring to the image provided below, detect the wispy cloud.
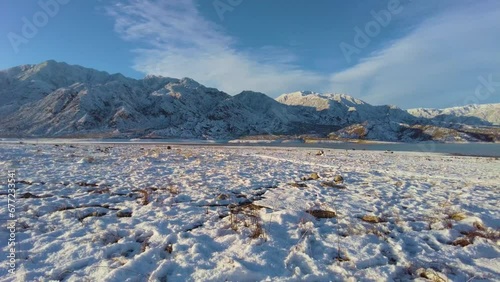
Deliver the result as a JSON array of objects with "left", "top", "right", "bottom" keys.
[
  {"left": 330, "top": 2, "right": 500, "bottom": 108},
  {"left": 106, "top": 0, "right": 327, "bottom": 95},
  {"left": 107, "top": 0, "right": 500, "bottom": 108}
]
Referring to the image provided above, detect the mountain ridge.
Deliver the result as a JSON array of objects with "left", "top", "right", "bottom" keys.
[{"left": 0, "top": 60, "right": 498, "bottom": 142}]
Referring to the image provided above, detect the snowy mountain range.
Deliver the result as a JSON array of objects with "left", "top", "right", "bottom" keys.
[
  {"left": 0, "top": 60, "right": 498, "bottom": 142},
  {"left": 408, "top": 104, "right": 500, "bottom": 126}
]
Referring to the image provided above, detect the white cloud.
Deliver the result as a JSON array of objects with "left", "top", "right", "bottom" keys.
[
  {"left": 107, "top": 0, "right": 500, "bottom": 108},
  {"left": 330, "top": 2, "right": 500, "bottom": 108},
  {"left": 106, "top": 0, "right": 327, "bottom": 96}
]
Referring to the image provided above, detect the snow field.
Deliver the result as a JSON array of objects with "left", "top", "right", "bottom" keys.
[{"left": 0, "top": 144, "right": 498, "bottom": 281}]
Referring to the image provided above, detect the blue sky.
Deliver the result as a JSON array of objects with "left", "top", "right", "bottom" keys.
[{"left": 1, "top": 0, "right": 499, "bottom": 108}]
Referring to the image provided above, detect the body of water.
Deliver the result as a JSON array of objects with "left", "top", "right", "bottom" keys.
[{"left": 1, "top": 138, "right": 499, "bottom": 157}]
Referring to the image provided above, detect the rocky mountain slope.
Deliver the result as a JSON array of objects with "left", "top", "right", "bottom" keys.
[
  {"left": 0, "top": 61, "right": 498, "bottom": 142},
  {"left": 408, "top": 104, "right": 500, "bottom": 126}
]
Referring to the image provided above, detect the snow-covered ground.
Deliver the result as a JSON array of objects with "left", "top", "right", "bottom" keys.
[{"left": 1, "top": 143, "right": 499, "bottom": 281}]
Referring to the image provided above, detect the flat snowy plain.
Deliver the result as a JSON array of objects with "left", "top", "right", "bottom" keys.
[{"left": 1, "top": 143, "right": 499, "bottom": 281}]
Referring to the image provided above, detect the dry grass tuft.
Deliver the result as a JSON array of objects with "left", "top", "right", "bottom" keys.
[
  {"left": 447, "top": 211, "right": 467, "bottom": 221},
  {"left": 473, "top": 221, "right": 486, "bottom": 231},
  {"left": 361, "top": 214, "right": 383, "bottom": 223},
  {"left": 138, "top": 189, "right": 150, "bottom": 205},
  {"left": 451, "top": 224, "right": 500, "bottom": 247},
  {"left": 416, "top": 268, "right": 447, "bottom": 282}
]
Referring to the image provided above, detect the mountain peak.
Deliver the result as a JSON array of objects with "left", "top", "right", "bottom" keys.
[
  {"left": 235, "top": 90, "right": 268, "bottom": 98},
  {"left": 179, "top": 77, "right": 201, "bottom": 88},
  {"left": 276, "top": 91, "right": 367, "bottom": 110}
]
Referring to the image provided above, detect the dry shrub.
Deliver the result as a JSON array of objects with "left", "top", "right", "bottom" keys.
[
  {"left": 249, "top": 211, "right": 265, "bottom": 239},
  {"left": 228, "top": 204, "right": 267, "bottom": 239}
]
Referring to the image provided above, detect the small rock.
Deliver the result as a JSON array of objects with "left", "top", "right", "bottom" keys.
[
  {"left": 310, "top": 172, "right": 320, "bottom": 180},
  {"left": 216, "top": 194, "right": 229, "bottom": 201},
  {"left": 289, "top": 182, "right": 308, "bottom": 188},
  {"left": 316, "top": 150, "right": 324, "bottom": 156},
  {"left": 167, "top": 146, "right": 172, "bottom": 150},
  {"left": 333, "top": 175, "right": 344, "bottom": 184},
  {"left": 19, "top": 192, "right": 40, "bottom": 199},
  {"left": 361, "top": 214, "right": 382, "bottom": 223},
  {"left": 321, "top": 181, "right": 346, "bottom": 189},
  {"left": 165, "top": 243, "right": 173, "bottom": 254},
  {"left": 451, "top": 237, "right": 471, "bottom": 247},
  {"left": 117, "top": 210, "right": 132, "bottom": 218},
  {"left": 307, "top": 210, "right": 336, "bottom": 218}
]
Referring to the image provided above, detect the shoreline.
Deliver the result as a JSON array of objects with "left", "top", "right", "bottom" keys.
[{"left": 1, "top": 138, "right": 499, "bottom": 157}]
